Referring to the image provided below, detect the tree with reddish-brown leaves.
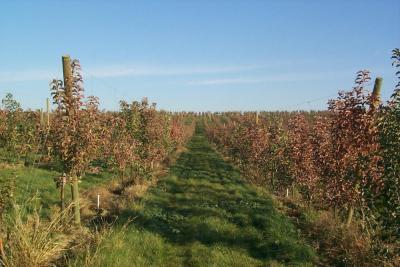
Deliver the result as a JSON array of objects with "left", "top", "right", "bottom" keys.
[
  {"left": 49, "top": 57, "right": 103, "bottom": 225},
  {"left": 102, "top": 114, "right": 139, "bottom": 184},
  {"left": 256, "top": 116, "right": 290, "bottom": 191},
  {"left": 118, "top": 99, "right": 192, "bottom": 184},
  {"left": 0, "top": 94, "right": 42, "bottom": 164},
  {"left": 309, "top": 115, "right": 335, "bottom": 208},
  {"left": 288, "top": 114, "right": 319, "bottom": 204},
  {"left": 327, "top": 70, "right": 383, "bottom": 226}
]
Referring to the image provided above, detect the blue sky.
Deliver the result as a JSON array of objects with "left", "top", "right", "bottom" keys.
[{"left": 0, "top": 0, "right": 399, "bottom": 111}]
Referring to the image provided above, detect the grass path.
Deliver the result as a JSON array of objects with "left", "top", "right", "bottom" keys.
[{"left": 85, "top": 126, "right": 315, "bottom": 266}]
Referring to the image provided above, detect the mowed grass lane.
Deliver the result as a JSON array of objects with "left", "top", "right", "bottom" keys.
[{"left": 83, "top": 126, "right": 315, "bottom": 267}]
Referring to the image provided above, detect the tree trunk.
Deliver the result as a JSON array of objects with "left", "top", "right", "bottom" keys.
[
  {"left": 333, "top": 206, "right": 338, "bottom": 218},
  {"left": 60, "top": 182, "right": 65, "bottom": 213},
  {"left": 70, "top": 176, "right": 81, "bottom": 226},
  {"left": 360, "top": 205, "right": 366, "bottom": 231},
  {"left": 0, "top": 238, "right": 5, "bottom": 263},
  {"left": 308, "top": 194, "right": 312, "bottom": 208},
  {"left": 120, "top": 168, "right": 125, "bottom": 184},
  {"left": 270, "top": 172, "right": 275, "bottom": 191},
  {"left": 130, "top": 165, "right": 135, "bottom": 185},
  {"left": 24, "top": 151, "right": 29, "bottom": 166},
  {"left": 346, "top": 205, "right": 354, "bottom": 227}
]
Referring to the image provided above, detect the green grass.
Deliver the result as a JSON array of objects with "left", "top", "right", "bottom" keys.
[
  {"left": 85, "top": 125, "right": 315, "bottom": 266},
  {"left": 0, "top": 162, "right": 115, "bottom": 215}
]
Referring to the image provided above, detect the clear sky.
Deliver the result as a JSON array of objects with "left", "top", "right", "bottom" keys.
[{"left": 0, "top": 0, "right": 399, "bottom": 111}]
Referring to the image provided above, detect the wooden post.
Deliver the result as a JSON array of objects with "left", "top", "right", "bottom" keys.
[
  {"left": 62, "top": 55, "right": 74, "bottom": 116},
  {"left": 256, "top": 111, "right": 259, "bottom": 125},
  {"left": 40, "top": 108, "right": 44, "bottom": 126},
  {"left": 46, "top": 97, "right": 50, "bottom": 128},
  {"left": 70, "top": 176, "right": 81, "bottom": 225},
  {"left": 371, "top": 77, "right": 382, "bottom": 112},
  {"left": 60, "top": 174, "right": 66, "bottom": 214},
  {"left": 0, "top": 237, "right": 5, "bottom": 264},
  {"left": 62, "top": 55, "right": 81, "bottom": 226}
]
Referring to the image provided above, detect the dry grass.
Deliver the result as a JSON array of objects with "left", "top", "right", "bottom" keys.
[
  {"left": 82, "top": 186, "right": 120, "bottom": 216},
  {"left": 122, "top": 182, "right": 150, "bottom": 201},
  {"left": 0, "top": 196, "right": 115, "bottom": 267},
  {"left": 81, "top": 143, "right": 190, "bottom": 218},
  {"left": 310, "top": 212, "right": 373, "bottom": 266},
  {"left": 277, "top": 196, "right": 400, "bottom": 267},
  {"left": 0, "top": 162, "right": 21, "bottom": 170},
  {"left": 66, "top": 220, "right": 116, "bottom": 267},
  {"left": 0, "top": 199, "right": 75, "bottom": 267}
]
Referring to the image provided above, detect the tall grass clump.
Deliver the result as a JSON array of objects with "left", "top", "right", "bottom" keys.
[{"left": 0, "top": 197, "right": 76, "bottom": 267}]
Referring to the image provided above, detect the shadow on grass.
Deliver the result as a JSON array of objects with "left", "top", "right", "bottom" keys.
[{"left": 116, "top": 125, "right": 315, "bottom": 265}]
